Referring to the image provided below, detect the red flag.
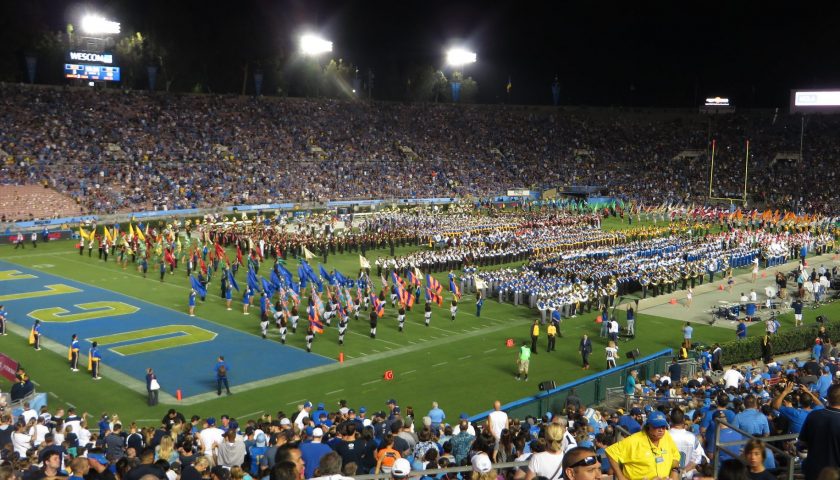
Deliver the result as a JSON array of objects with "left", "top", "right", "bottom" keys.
[
  {"left": 214, "top": 242, "right": 226, "bottom": 260},
  {"left": 164, "top": 249, "right": 176, "bottom": 267},
  {"left": 200, "top": 258, "right": 208, "bottom": 275},
  {"left": 236, "top": 245, "right": 243, "bottom": 265}
]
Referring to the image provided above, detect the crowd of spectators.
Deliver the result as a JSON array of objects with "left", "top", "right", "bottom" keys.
[
  {"left": 2, "top": 84, "right": 840, "bottom": 216},
  {"left": 4, "top": 354, "right": 840, "bottom": 480}
]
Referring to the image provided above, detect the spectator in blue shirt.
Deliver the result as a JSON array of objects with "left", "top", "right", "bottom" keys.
[
  {"left": 701, "top": 395, "right": 736, "bottom": 450},
  {"left": 733, "top": 395, "right": 770, "bottom": 437},
  {"left": 736, "top": 320, "right": 747, "bottom": 340},
  {"left": 709, "top": 411, "right": 746, "bottom": 460},
  {"left": 427, "top": 402, "right": 446, "bottom": 431},
  {"left": 616, "top": 407, "right": 643, "bottom": 434},
  {"left": 814, "top": 366, "right": 833, "bottom": 399},
  {"left": 771, "top": 381, "right": 823, "bottom": 434}
]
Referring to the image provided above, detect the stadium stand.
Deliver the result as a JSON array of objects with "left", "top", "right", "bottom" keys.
[
  {"left": 1, "top": 83, "right": 839, "bottom": 216},
  {"left": 0, "top": 185, "right": 83, "bottom": 222}
]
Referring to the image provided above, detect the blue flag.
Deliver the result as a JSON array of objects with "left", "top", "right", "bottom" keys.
[
  {"left": 298, "top": 264, "right": 309, "bottom": 289},
  {"left": 190, "top": 275, "right": 207, "bottom": 299},
  {"left": 227, "top": 269, "right": 240, "bottom": 292},
  {"left": 262, "top": 277, "right": 275, "bottom": 298},
  {"left": 271, "top": 270, "right": 284, "bottom": 290},
  {"left": 319, "top": 264, "right": 334, "bottom": 285},
  {"left": 299, "top": 260, "right": 322, "bottom": 292},
  {"left": 279, "top": 264, "right": 295, "bottom": 285},
  {"left": 333, "top": 269, "right": 349, "bottom": 287},
  {"left": 247, "top": 268, "right": 260, "bottom": 292}
]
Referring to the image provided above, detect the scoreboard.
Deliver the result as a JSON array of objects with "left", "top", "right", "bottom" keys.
[{"left": 64, "top": 64, "right": 121, "bottom": 82}]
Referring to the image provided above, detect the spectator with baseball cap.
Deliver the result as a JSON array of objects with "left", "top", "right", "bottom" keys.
[
  {"left": 616, "top": 408, "right": 643, "bottom": 435},
  {"left": 247, "top": 433, "right": 269, "bottom": 476},
  {"left": 606, "top": 410, "right": 680, "bottom": 480},
  {"left": 386, "top": 399, "right": 399, "bottom": 419},
  {"left": 471, "top": 453, "right": 496, "bottom": 480},
  {"left": 390, "top": 458, "right": 411, "bottom": 479},
  {"left": 299, "top": 428, "right": 331, "bottom": 479}
]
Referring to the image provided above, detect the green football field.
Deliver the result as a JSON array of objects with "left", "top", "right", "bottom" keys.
[{"left": 0, "top": 218, "right": 811, "bottom": 426}]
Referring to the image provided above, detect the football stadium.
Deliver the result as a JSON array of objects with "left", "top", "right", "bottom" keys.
[{"left": 1, "top": 2, "right": 840, "bottom": 480}]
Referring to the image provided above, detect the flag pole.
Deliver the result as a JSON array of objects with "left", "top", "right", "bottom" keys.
[
  {"left": 708, "top": 138, "right": 716, "bottom": 198},
  {"left": 742, "top": 140, "right": 749, "bottom": 205}
]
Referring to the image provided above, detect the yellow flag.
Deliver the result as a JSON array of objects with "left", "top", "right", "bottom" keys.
[
  {"left": 87, "top": 354, "right": 92, "bottom": 371},
  {"left": 128, "top": 224, "right": 137, "bottom": 240},
  {"left": 103, "top": 226, "right": 113, "bottom": 243},
  {"left": 303, "top": 246, "right": 315, "bottom": 260},
  {"left": 68, "top": 347, "right": 73, "bottom": 361},
  {"left": 28, "top": 328, "right": 35, "bottom": 345},
  {"left": 359, "top": 255, "right": 371, "bottom": 269},
  {"left": 79, "top": 227, "right": 89, "bottom": 241}
]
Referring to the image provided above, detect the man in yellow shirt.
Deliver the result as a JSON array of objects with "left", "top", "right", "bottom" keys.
[
  {"left": 530, "top": 319, "right": 540, "bottom": 354},
  {"left": 546, "top": 322, "right": 557, "bottom": 352},
  {"left": 606, "top": 410, "right": 680, "bottom": 480}
]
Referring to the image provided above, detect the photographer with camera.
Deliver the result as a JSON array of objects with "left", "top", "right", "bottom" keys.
[{"left": 770, "top": 379, "right": 823, "bottom": 434}]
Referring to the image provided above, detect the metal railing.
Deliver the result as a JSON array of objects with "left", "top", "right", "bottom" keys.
[
  {"left": 470, "top": 349, "right": 674, "bottom": 424},
  {"left": 354, "top": 460, "right": 529, "bottom": 480},
  {"left": 713, "top": 418, "right": 798, "bottom": 480}
]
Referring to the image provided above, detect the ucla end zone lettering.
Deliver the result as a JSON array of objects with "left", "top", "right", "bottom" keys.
[{"left": 0, "top": 262, "right": 332, "bottom": 396}]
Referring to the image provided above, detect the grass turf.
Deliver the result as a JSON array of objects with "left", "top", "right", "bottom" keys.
[{"left": 0, "top": 225, "right": 833, "bottom": 425}]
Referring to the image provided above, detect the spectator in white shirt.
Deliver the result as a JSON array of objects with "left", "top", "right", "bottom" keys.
[
  {"left": 198, "top": 417, "right": 225, "bottom": 460},
  {"left": 723, "top": 365, "right": 745, "bottom": 389},
  {"left": 487, "top": 400, "right": 509, "bottom": 441}
]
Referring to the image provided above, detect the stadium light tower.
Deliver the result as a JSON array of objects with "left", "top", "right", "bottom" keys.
[
  {"left": 446, "top": 48, "right": 477, "bottom": 67},
  {"left": 300, "top": 34, "right": 333, "bottom": 56},
  {"left": 80, "top": 14, "right": 121, "bottom": 35}
]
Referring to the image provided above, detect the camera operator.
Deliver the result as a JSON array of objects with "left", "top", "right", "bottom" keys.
[{"left": 770, "top": 380, "right": 823, "bottom": 434}]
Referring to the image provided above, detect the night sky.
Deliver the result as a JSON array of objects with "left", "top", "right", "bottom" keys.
[{"left": 2, "top": 0, "right": 839, "bottom": 106}]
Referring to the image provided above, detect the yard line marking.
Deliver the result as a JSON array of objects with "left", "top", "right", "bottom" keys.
[
  {"left": 238, "top": 410, "right": 264, "bottom": 420},
  {"left": 371, "top": 349, "right": 380, "bottom": 353},
  {"left": 483, "top": 348, "right": 497, "bottom": 354},
  {"left": 287, "top": 398, "right": 306, "bottom": 405},
  {"left": 408, "top": 340, "right": 417, "bottom": 344},
  {"left": 348, "top": 329, "right": 402, "bottom": 347},
  {"left": 325, "top": 389, "right": 344, "bottom": 395},
  {"left": 458, "top": 355, "right": 472, "bottom": 360},
  {"left": 432, "top": 361, "right": 448, "bottom": 367},
  {"left": 362, "top": 379, "right": 380, "bottom": 386},
  {"left": 403, "top": 370, "right": 416, "bottom": 375}
]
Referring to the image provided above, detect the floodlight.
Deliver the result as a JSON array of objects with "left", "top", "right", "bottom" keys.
[
  {"left": 300, "top": 34, "right": 333, "bottom": 55},
  {"left": 446, "top": 48, "right": 477, "bottom": 67},
  {"left": 81, "top": 14, "right": 121, "bottom": 35}
]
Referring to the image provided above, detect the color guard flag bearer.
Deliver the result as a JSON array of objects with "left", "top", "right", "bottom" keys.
[
  {"left": 29, "top": 320, "right": 42, "bottom": 350},
  {"left": 68, "top": 334, "right": 80, "bottom": 371},
  {"left": 88, "top": 342, "right": 102, "bottom": 380}
]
